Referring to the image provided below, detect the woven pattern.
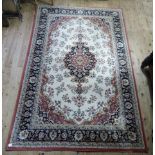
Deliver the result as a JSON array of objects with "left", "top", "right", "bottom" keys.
[{"left": 7, "top": 6, "right": 146, "bottom": 152}]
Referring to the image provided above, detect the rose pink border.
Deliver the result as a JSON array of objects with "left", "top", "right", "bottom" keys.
[{"left": 5, "top": 7, "right": 148, "bottom": 153}]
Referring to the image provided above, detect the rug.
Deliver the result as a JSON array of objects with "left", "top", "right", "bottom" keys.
[{"left": 6, "top": 5, "right": 147, "bottom": 152}]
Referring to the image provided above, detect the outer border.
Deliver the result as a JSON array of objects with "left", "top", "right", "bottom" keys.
[
  {"left": 5, "top": 8, "right": 37, "bottom": 151},
  {"left": 120, "top": 8, "right": 148, "bottom": 153},
  {"left": 5, "top": 5, "right": 148, "bottom": 153}
]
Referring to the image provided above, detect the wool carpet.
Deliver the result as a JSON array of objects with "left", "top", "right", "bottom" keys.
[{"left": 6, "top": 5, "right": 147, "bottom": 152}]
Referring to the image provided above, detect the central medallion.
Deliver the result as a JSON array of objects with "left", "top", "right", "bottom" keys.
[
  {"left": 64, "top": 34, "right": 96, "bottom": 82},
  {"left": 64, "top": 33, "right": 96, "bottom": 95}
]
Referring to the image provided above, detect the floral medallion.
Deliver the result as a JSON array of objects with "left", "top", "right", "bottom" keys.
[{"left": 64, "top": 34, "right": 96, "bottom": 81}]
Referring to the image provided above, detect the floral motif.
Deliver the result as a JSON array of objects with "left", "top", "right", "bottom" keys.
[
  {"left": 87, "top": 95, "right": 97, "bottom": 104},
  {"left": 55, "top": 74, "right": 63, "bottom": 82},
  {"left": 93, "top": 83, "right": 103, "bottom": 96},
  {"left": 86, "top": 106, "right": 96, "bottom": 117},
  {"left": 45, "top": 55, "right": 53, "bottom": 64},
  {"left": 47, "top": 87, "right": 54, "bottom": 96},
  {"left": 56, "top": 82, "right": 66, "bottom": 95},
  {"left": 128, "top": 131, "right": 137, "bottom": 141},
  {"left": 72, "top": 95, "right": 87, "bottom": 107},
  {"left": 62, "top": 94, "right": 71, "bottom": 103},
  {"left": 74, "top": 131, "right": 83, "bottom": 141},
  {"left": 100, "top": 131, "right": 108, "bottom": 141},
  {"left": 105, "top": 88, "right": 112, "bottom": 98},
  {"left": 96, "top": 75, "right": 104, "bottom": 83},
  {"left": 19, "top": 130, "right": 29, "bottom": 140},
  {"left": 104, "top": 77, "right": 111, "bottom": 86},
  {"left": 49, "top": 130, "right": 57, "bottom": 140}
]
